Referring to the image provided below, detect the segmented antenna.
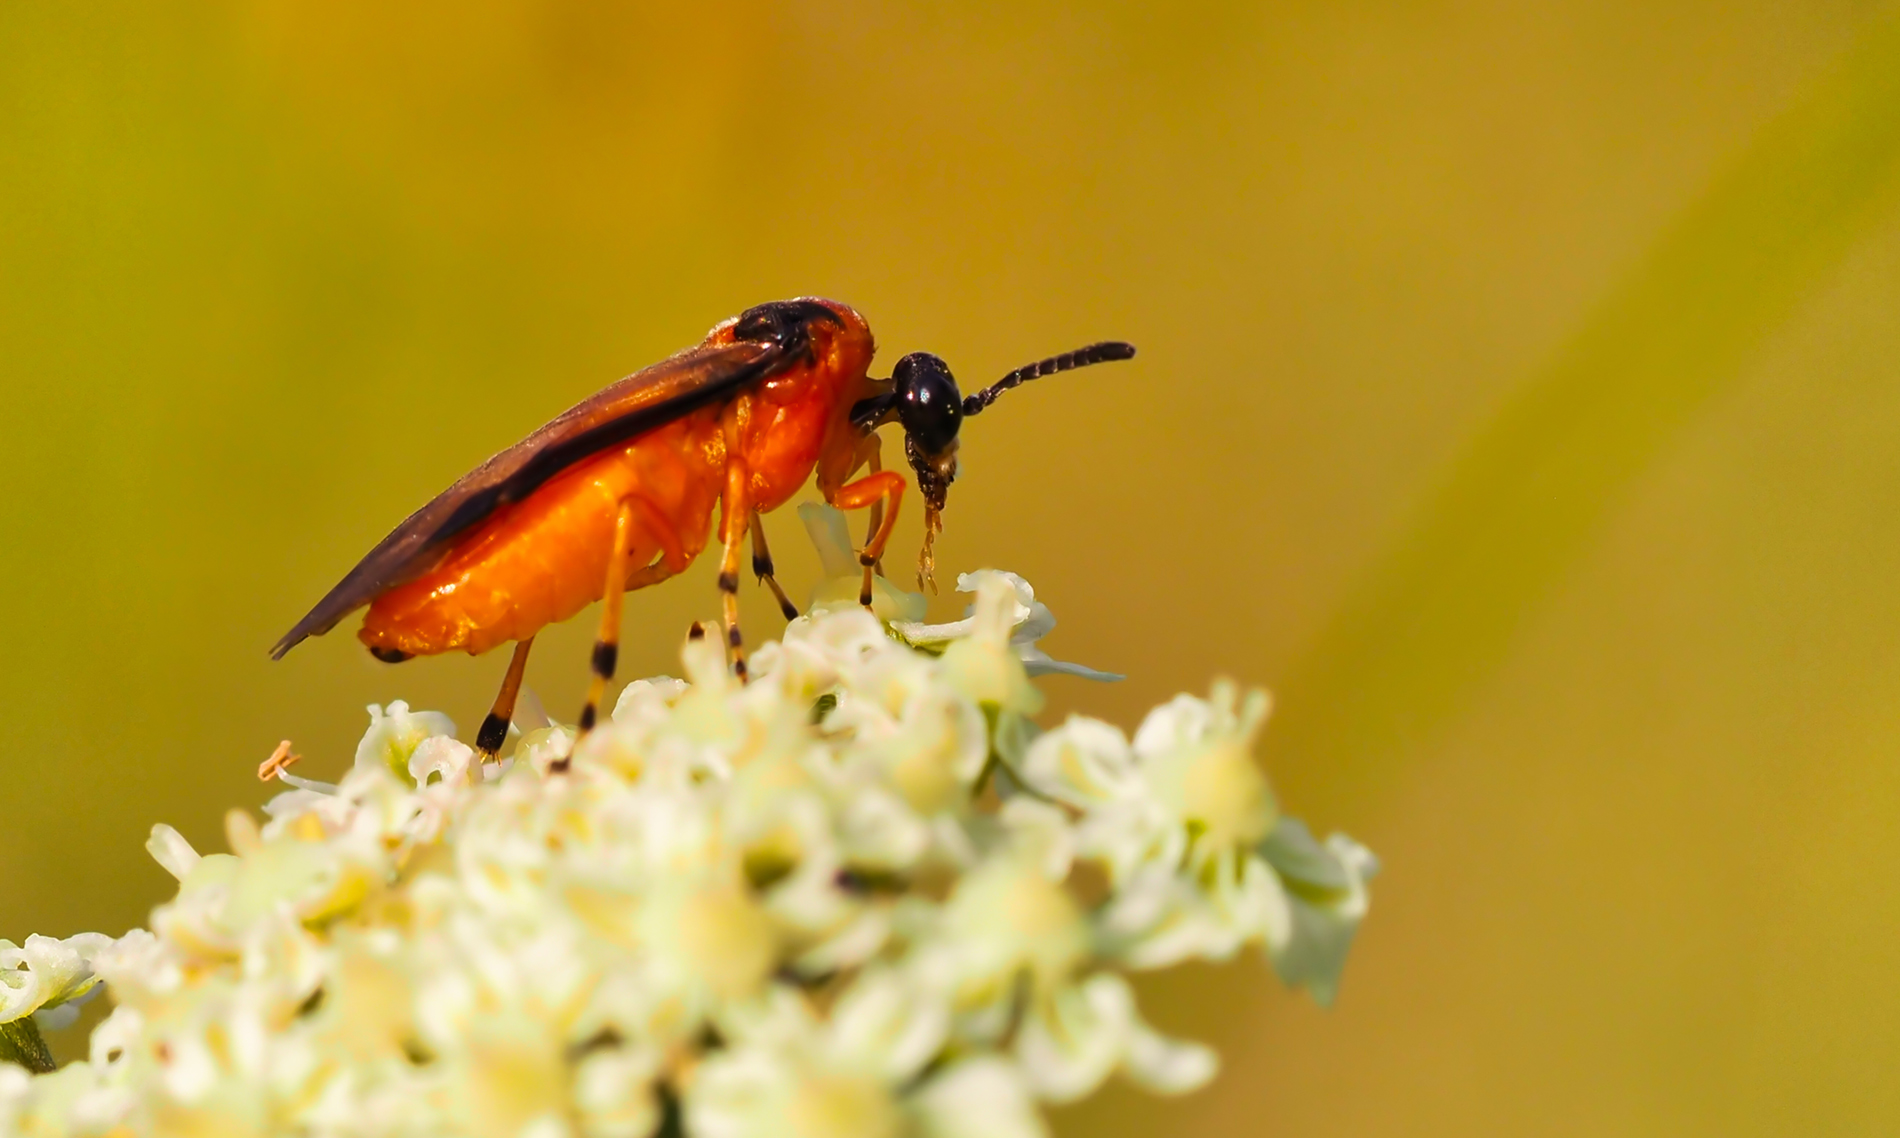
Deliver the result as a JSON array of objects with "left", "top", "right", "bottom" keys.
[{"left": 961, "top": 341, "right": 1136, "bottom": 416}]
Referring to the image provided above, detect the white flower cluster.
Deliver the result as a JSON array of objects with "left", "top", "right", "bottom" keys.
[{"left": 0, "top": 559, "right": 1375, "bottom": 1138}]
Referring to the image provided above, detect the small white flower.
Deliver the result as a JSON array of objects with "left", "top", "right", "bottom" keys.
[
  {"left": 1014, "top": 972, "right": 1216, "bottom": 1102},
  {"left": 430, "top": 1008, "right": 572, "bottom": 1138},
  {"left": 355, "top": 699, "right": 458, "bottom": 783},
  {"left": 573, "top": 1043, "right": 663, "bottom": 1138},
  {"left": 1023, "top": 690, "right": 1280, "bottom": 890},
  {"left": 516, "top": 724, "right": 577, "bottom": 777},
  {"left": 828, "top": 655, "right": 989, "bottom": 817},
  {"left": 610, "top": 675, "right": 688, "bottom": 728},
  {"left": 925, "top": 844, "right": 1088, "bottom": 1011},
  {"left": 0, "top": 934, "right": 115, "bottom": 1029},
  {"left": 637, "top": 869, "right": 780, "bottom": 1002},
  {"left": 907, "top": 1057, "right": 1048, "bottom": 1138},
  {"left": 1133, "top": 681, "right": 1277, "bottom": 860},
  {"left": 926, "top": 575, "right": 1044, "bottom": 720},
  {"left": 688, "top": 974, "right": 948, "bottom": 1138},
  {"left": 799, "top": 502, "right": 929, "bottom": 623},
  {"left": 750, "top": 603, "right": 890, "bottom": 704},
  {"left": 409, "top": 734, "right": 477, "bottom": 786},
  {"left": 1098, "top": 854, "right": 1290, "bottom": 971},
  {"left": 893, "top": 570, "right": 1121, "bottom": 682},
  {"left": 86, "top": 929, "right": 179, "bottom": 1009},
  {"left": 1018, "top": 714, "right": 1149, "bottom": 809},
  {"left": 143, "top": 801, "right": 389, "bottom": 965},
  {"left": 1020, "top": 683, "right": 1375, "bottom": 998}
]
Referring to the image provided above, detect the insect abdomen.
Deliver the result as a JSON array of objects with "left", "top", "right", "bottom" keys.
[{"left": 358, "top": 425, "right": 721, "bottom": 658}]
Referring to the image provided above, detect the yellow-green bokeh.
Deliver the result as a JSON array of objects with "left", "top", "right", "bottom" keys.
[{"left": 6, "top": 2, "right": 1900, "bottom": 1133}]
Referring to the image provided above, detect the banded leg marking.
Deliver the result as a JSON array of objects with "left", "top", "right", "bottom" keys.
[
  {"left": 476, "top": 636, "right": 535, "bottom": 759},
  {"left": 561, "top": 558, "right": 678, "bottom": 767},
  {"left": 567, "top": 499, "right": 640, "bottom": 767},
  {"left": 749, "top": 510, "right": 799, "bottom": 621},
  {"left": 717, "top": 454, "right": 753, "bottom": 682}
]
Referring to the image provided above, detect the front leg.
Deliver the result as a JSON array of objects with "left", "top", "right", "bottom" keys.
[
  {"left": 830, "top": 470, "right": 907, "bottom": 609},
  {"left": 861, "top": 435, "right": 887, "bottom": 577}
]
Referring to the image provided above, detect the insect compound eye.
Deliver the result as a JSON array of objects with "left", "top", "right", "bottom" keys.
[{"left": 892, "top": 352, "right": 963, "bottom": 455}]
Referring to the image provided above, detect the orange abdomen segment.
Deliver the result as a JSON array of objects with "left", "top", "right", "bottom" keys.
[{"left": 360, "top": 421, "right": 722, "bottom": 658}]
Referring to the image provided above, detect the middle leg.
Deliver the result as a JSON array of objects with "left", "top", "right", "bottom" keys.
[{"left": 749, "top": 510, "right": 799, "bottom": 622}]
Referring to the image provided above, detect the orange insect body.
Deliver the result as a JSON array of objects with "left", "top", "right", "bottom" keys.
[
  {"left": 359, "top": 303, "right": 879, "bottom": 659},
  {"left": 276, "top": 294, "right": 1133, "bottom": 757},
  {"left": 360, "top": 422, "right": 714, "bottom": 657}
]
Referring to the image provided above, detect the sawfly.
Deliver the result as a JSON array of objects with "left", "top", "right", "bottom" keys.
[{"left": 273, "top": 298, "right": 1134, "bottom": 757}]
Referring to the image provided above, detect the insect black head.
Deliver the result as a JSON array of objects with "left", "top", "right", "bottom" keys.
[
  {"left": 369, "top": 646, "right": 412, "bottom": 664},
  {"left": 891, "top": 352, "right": 964, "bottom": 455},
  {"left": 733, "top": 299, "right": 842, "bottom": 360}
]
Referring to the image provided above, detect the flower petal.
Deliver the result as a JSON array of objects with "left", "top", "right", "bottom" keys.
[
  {"left": 909, "top": 1058, "right": 1049, "bottom": 1138},
  {"left": 1258, "top": 819, "right": 1380, "bottom": 1006},
  {"left": 1123, "top": 1016, "right": 1219, "bottom": 1095},
  {"left": 144, "top": 824, "right": 200, "bottom": 882},
  {"left": 0, "top": 933, "right": 118, "bottom": 1028},
  {"left": 355, "top": 700, "right": 458, "bottom": 783},
  {"left": 1020, "top": 716, "right": 1143, "bottom": 807},
  {"left": 1014, "top": 973, "right": 1134, "bottom": 1103}
]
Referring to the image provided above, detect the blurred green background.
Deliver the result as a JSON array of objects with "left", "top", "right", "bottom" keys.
[{"left": 7, "top": 0, "right": 1900, "bottom": 1132}]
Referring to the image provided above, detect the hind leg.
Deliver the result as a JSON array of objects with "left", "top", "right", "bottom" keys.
[
  {"left": 715, "top": 458, "right": 754, "bottom": 681},
  {"left": 475, "top": 636, "right": 535, "bottom": 759}
]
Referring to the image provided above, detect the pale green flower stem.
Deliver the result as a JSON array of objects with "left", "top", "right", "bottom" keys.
[{"left": 0, "top": 1016, "right": 55, "bottom": 1074}]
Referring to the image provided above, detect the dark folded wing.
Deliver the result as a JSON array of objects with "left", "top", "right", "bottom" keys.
[{"left": 271, "top": 338, "right": 781, "bottom": 658}]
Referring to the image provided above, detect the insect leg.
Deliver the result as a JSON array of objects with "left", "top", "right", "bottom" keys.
[
  {"left": 748, "top": 510, "right": 799, "bottom": 621},
  {"left": 717, "top": 458, "right": 754, "bottom": 681},
  {"left": 830, "top": 471, "right": 907, "bottom": 608},
  {"left": 573, "top": 499, "right": 641, "bottom": 751},
  {"left": 862, "top": 439, "right": 887, "bottom": 576},
  {"left": 563, "top": 556, "right": 678, "bottom": 760},
  {"left": 561, "top": 491, "right": 688, "bottom": 760},
  {"left": 476, "top": 636, "right": 535, "bottom": 759}
]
